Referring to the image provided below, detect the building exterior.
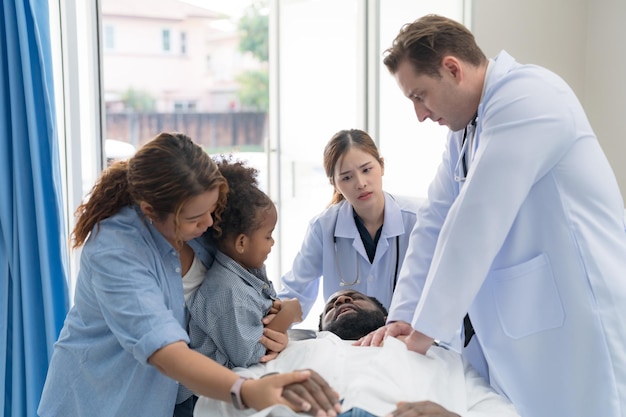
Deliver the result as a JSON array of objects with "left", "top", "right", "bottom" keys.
[
  {"left": 101, "top": 0, "right": 267, "bottom": 150},
  {"left": 101, "top": 0, "right": 262, "bottom": 113}
]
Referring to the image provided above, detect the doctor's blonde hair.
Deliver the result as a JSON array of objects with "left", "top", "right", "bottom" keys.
[{"left": 323, "top": 129, "right": 384, "bottom": 206}]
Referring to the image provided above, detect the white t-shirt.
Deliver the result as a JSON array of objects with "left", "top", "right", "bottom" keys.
[{"left": 182, "top": 255, "right": 206, "bottom": 303}]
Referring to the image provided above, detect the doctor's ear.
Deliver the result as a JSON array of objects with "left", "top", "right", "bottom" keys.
[{"left": 441, "top": 56, "right": 462, "bottom": 81}]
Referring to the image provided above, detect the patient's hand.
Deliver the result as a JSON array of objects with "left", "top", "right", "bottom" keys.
[
  {"left": 385, "top": 400, "right": 460, "bottom": 417},
  {"left": 353, "top": 321, "right": 413, "bottom": 347},
  {"left": 281, "top": 369, "right": 342, "bottom": 417}
]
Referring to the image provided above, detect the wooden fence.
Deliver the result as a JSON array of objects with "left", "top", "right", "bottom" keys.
[{"left": 105, "top": 112, "right": 267, "bottom": 151}]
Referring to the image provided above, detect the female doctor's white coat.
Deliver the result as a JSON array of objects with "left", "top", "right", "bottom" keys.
[
  {"left": 388, "top": 51, "right": 626, "bottom": 417},
  {"left": 279, "top": 192, "right": 422, "bottom": 317}
]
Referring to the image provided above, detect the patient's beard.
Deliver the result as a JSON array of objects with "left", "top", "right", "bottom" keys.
[{"left": 325, "top": 309, "right": 386, "bottom": 340}]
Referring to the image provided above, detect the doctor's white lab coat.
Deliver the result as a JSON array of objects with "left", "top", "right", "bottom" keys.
[{"left": 389, "top": 51, "right": 626, "bottom": 417}]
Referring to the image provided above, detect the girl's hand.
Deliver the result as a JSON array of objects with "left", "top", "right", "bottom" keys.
[
  {"left": 262, "top": 299, "right": 282, "bottom": 326},
  {"left": 259, "top": 327, "right": 289, "bottom": 362}
]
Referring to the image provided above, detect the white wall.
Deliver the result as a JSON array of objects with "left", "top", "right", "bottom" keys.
[
  {"left": 585, "top": 0, "right": 626, "bottom": 202},
  {"left": 472, "top": 0, "right": 626, "bottom": 204}
]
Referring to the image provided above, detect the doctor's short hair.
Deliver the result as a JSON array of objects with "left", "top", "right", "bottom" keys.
[
  {"left": 323, "top": 129, "right": 384, "bottom": 206},
  {"left": 382, "top": 14, "right": 487, "bottom": 78}
]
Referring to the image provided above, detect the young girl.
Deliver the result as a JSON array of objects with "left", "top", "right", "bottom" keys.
[
  {"left": 38, "top": 133, "right": 325, "bottom": 417},
  {"left": 278, "top": 129, "right": 424, "bottom": 318},
  {"left": 177, "top": 156, "right": 302, "bottom": 411}
]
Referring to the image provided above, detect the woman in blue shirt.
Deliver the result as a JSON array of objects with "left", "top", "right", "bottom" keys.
[
  {"left": 278, "top": 129, "right": 423, "bottom": 318},
  {"left": 38, "top": 132, "right": 339, "bottom": 417}
]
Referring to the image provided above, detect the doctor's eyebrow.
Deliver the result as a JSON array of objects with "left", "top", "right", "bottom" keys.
[{"left": 338, "top": 161, "right": 373, "bottom": 177}]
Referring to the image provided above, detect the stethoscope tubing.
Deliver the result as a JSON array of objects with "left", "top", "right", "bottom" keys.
[{"left": 333, "top": 213, "right": 400, "bottom": 290}]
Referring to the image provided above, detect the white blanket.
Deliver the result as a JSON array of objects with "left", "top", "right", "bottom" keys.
[{"left": 194, "top": 333, "right": 519, "bottom": 417}]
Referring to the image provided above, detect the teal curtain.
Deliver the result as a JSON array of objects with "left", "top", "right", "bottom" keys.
[{"left": 0, "top": 1, "right": 70, "bottom": 416}]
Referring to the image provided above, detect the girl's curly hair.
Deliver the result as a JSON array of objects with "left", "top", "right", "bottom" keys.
[{"left": 209, "top": 154, "right": 274, "bottom": 245}]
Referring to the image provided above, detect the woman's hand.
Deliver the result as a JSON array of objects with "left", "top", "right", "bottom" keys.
[
  {"left": 240, "top": 370, "right": 341, "bottom": 415},
  {"left": 353, "top": 321, "right": 413, "bottom": 347},
  {"left": 384, "top": 401, "right": 461, "bottom": 417},
  {"left": 280, "top": 369, "right": 342, "bottom": 417}
]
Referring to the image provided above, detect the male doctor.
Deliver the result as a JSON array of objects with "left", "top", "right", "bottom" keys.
[{"left": 357, "top": 14, "right": 626, "bottom": 417}]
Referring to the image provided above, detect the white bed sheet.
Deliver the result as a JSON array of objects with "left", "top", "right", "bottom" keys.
[{"left": 194, "top": 333, "right": 519, "bottom": 417}]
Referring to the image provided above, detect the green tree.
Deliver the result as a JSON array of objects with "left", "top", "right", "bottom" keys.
[
  {"left": 238, "top": 1, "right": 268, "bottom": 61},
  {"left": 121, "top": 87, "right": 155, "bottom": 112},
  {"left": 236, "top": 70, "right": 268, "bottom": 111},
  {"left": 237, "top": 1, "right": 268, "bottom": 111}
]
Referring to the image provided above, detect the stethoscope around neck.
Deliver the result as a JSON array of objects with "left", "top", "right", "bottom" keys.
[
  {"left": 333, "top": 214, "right": 400, "bottom": 290},
  {"left": 454, "top": 113, "right": 479, "bottom": 183}
]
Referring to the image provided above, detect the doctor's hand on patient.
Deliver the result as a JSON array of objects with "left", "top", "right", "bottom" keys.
[
  {"left": 385, "top": 401, "right": 460, "bottom": 417},
  {"left": 353, "top": 321, "right": 434, "bottom": 354},
  {"left": 353, "top": 321, "right": 412, "bottom": 347}
]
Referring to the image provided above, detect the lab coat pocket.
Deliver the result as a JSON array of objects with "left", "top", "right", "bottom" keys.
[{"left": 491, "top": 253, "right": 564, "bottom": 339}]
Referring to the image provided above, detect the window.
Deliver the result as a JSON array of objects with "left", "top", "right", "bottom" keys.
[
  {"left": 54, "top": 0, "right": 467, "bottom": 306},
  {"left": 104, "top": 24, "right": 115, "bottom": 50},
  {"left": 174, "top": 101, "right": 197, "bottom": 112},
  {"left": 162, "top": 28, "right": 171, "bottom": 52}
]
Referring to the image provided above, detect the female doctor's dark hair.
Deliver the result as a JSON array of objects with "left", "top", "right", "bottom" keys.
[{"left": 323, "top": 129, "right": 384, "bottom": 206}]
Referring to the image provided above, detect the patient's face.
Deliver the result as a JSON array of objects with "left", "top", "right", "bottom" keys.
[{"left": 320, "top": 290, "right": 386, "bottom": 340}]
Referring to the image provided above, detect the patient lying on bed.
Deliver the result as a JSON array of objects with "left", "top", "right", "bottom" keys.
[{"left": 194, "top": 290, "right": 520, "bottom": 417}]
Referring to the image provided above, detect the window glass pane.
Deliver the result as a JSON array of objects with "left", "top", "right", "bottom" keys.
[
  {"left": 276, "top": 0, "right": 466, "bottom": 329},
  {"left": 101, "top": 0, "right": 267, "bottom": 164},
  {"left": 378, "top": 0, "right": 465, "bottom": 199},
  {"left": 274, "top": 0, "right": 360, "bottom": 274},
  {"left": 162, "top": 29, "right": 171, "bottom": 52}
]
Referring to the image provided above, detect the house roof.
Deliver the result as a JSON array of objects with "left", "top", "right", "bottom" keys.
[{"left": 101, "top": 0, "right": 225, "bottom": 21}]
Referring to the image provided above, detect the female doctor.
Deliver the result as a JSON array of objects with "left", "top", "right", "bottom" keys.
[{"left": 278, "top": 129, "right": 423, "bottom": 318}]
